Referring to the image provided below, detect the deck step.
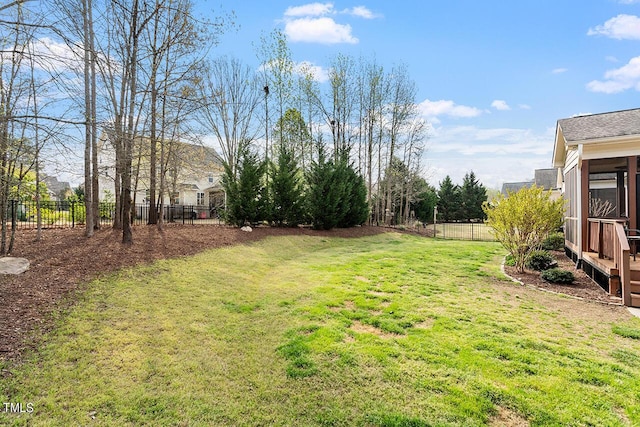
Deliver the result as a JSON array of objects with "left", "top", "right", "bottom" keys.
[
  {"left": 631, "top": 269, "right": 640, "bottom": 282},
  {"left": 631, "top": 281, "right": 640, "bottom": 294},
  {"left": 632, "top": 293, "right": 640, "bottom": 308}
]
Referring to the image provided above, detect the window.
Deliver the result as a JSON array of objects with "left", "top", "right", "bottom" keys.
[
  {"left": 208, "top": 174, "right": 214, "bottom": 183},
  {"left": 197, "top": 192, "right": 205, "bottom": 206},
  {"left": 172, "top": 192, "right": 179, "bottom": 205}
]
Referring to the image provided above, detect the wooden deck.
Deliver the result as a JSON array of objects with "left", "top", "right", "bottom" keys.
[
  {"left": 582, "top": 251, "right": 640, "bottom": 306},
  {"left": 583, "top": 251, "right": 640, "bottom": 274}
]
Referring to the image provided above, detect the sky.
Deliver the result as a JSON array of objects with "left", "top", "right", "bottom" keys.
[{"left": 196, "top": 0, "right": 640, "bottom": 190}]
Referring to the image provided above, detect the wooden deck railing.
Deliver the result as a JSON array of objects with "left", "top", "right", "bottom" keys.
[{"left": 587, "top": 218, "right": 631, "bottom": 306}]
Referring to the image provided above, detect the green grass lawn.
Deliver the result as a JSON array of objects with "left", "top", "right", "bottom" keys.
[{"left": 2, "top": 232, "right": 640, "bottom": 426}]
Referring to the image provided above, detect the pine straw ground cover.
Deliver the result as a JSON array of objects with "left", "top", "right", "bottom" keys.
[{"left": 1, "top": 228, "right": 639, "bottom": 425}]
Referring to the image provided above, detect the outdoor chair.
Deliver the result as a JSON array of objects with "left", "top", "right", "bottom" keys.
[{"left": 625, "top": 226, "right": 640, "bottom": 261}]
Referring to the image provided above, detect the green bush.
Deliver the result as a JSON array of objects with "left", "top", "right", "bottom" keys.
[
  {"left": 27, "top": 206, "right": 62, "bottom": 225},
  {"left": 541, "top": 268, "right": 575, "bottom": 284},
  {"left": 542, "top": 232, "right": 565, "bottom": 251},
  {"left": 526, "top": 250, "right": 556, "bottom": 271},
  {"left": 69, "top": 203, "right": 86, "bottom": 225},
  {"left": 483, "top": 185, "right": 565, "bottom": 273},
  {"left": 504, "top": 254, "right": 516, "bottom": 267}
]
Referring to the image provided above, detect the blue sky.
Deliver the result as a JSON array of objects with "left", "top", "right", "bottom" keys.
[{"left": 199, "top": 0, "right": 640, "bottom": 190}]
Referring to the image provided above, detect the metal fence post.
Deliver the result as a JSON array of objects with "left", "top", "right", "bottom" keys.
[{"left": 11, "top": 200, "right": 17, "bottom": 229}]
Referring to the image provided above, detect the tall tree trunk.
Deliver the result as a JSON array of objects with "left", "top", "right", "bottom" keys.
[
  {"left": 121, "top": 0, "right": 140, "bottom": 244},
  {"left": 82, "top": 0, "right": 94, "bottom": 237},
  {"left": 90, "top": 0, "right": 99, "bottom": 230}
]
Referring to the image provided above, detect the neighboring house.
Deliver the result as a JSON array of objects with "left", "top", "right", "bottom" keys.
[
  {"left": 42, "top": 175, "right": 72, "bottom": 201},
  {"left": 97, "top": 132, "right": 225, "bottom": 218},
  {"left": 500, "top": 168, "right": 561, "bottom": 197},
  {"left": 552, "top": 108, "right": 640, "bottom": 307}
]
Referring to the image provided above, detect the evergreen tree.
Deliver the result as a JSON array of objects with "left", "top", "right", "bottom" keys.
[
  {"left": 306, "top": 147, "right": 368, "bottom": 230},
  {"left": 337, "top": 154, "right": 369, "bottom": 227},
  {"left": 306, "top": 148, "right": 342, "bottom": 230},
  {"left": 460, "top": 171, "right": 487, "bottom": 221},
  {"left": 270, "top": 142, "right": 305, "bottom": 226},
  {"left": 437, "top": 176, "right": 461, "bottom": 222},
  {"left": 222, "top": 147, "right": 267, "bottom": 227},
  {"left": 412, "top": 179, "right": 438, "bottom": 223}
]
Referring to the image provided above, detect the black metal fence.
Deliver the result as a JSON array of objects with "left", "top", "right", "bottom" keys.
[
  {"left": 433, "top": 222, "right": 495, "bottom": 241},
  {"left": 3, "top": 201, "right": 496, "bottom": 242},
  {"left": 3, "top": 200, "right": 224, "bottom": 229},
  {"left": 387, "top": 222, "right": 497, "bottom": 241}
]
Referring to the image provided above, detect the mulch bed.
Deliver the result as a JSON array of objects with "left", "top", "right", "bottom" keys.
[{"left": 502, "top": 250, "right": 620, "bottom": 305}]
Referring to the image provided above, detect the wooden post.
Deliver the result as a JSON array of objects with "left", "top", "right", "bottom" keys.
[
  {"left": 629, "top": 156, "right": 637, "bottom": 231},
  {"left": 610, "top": 268, "right": 620, "bottom": 297},
  {"left": 617, "top": 170, "right": 626, "bottom": 218},
  {"left": 581, "top": 160, "right": 590, "bottom": 253}
]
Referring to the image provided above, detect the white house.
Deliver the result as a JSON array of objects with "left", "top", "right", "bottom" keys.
[{"left": 97, "top": 132, "right": 225, "bottom": 218}]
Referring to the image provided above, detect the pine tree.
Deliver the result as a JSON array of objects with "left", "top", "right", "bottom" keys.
[
  {"left": 306, "top": 147, "right": 369, "bottom": 230},
  {"left": 306, "top": 148, "right": 342, "bottom": 230},
  {"left": 437, "top": 176, "right": 461, "bottom": 222},
  {"left": 412, "top": 179, "right": 438, "bottom": 223},
  {"left": 270, "top": 142, "right": 305, "bottom": 226},
  {"left": 222, "top": 147, "right": 267, "bottom": 227},
  {"left": 460, "top": 171, "right": 487, "bottom": 221}
]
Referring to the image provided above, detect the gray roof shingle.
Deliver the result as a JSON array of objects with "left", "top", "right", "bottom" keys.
[{"left": 558, "top": 108, "right": 640, "bottom": 142}]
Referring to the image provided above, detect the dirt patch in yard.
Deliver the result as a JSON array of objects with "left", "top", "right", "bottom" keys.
[{"left": 0, "top": 224, "right": 383, "bottom": 365}]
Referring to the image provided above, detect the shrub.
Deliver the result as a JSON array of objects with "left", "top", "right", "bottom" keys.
[
  {"left": 69, "top": 203, "right": 86, "bottom": 225},
  {"left": 483, "top": 185, "right": 565, "bottom": 273},
  {"left": 541, "top": 268, "right": 575, "bottom": 284},
  {"left": 504, "top": 254, "right": 516, "bottom": 267},
  {"left": 526, "top": 250, "right": 556, "bottom": 271},
  {"left": 27, "top": 206, "right": 62, "bottom": 225},
  {"left": 542, "top": 232, "right": 565, "bottom": 251}
]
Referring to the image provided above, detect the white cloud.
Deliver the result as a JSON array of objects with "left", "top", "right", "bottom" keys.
[
  {"left": 285, "top": 17, "right": 358, "bottom": 44},
  {"left": 588, "top": 14, "right": 640, "bottom": 40},
  {"left": 418, "top": 99, "right": 483, "bottom": 124},
  {"left": 618, "top": 0, "right": 640, "bottom": 4},
  {"left": 284, "top": 2, "right": 334, "bottom": 17},
  {"left": 586, "top": 56, "right": 640, "bottom": 93},
  {"left": 344, "top": 6, "right": 380, "bottom": 19},
  {"left": 423, "top": 125, "right": 554, "bottom": 189},
  {"left": 606, "top": 56, "right": 619, "bottom": 63},
  {"left": 518, "top": 104, "right": 531, "bottom": 110},
  {"left": 295, "top": 60, "right": 330, "bottom": 83},
  {"left": 552, "top": 68, "right": 568, "bottom": 74},
  {"left": 491, "top": 100, "right": 510, "bottom": 111}
]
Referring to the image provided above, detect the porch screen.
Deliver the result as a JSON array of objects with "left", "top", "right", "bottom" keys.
[{"left": 565, "top": 166, "right": 578, "bottom": 247}]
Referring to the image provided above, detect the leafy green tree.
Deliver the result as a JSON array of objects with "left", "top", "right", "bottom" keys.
[
  {"left": 10, "top": 171, "right": 49, "bottom": 202},
  {"left": 483, "top": 185, "right": 565, "bottom": 273},
  {"left": 460, "top": 171, "right": 487, "bottom": 221},
  {"left": 412, "top": 179, "right": 438, "bottom": 223},
  {"left": 270, "top": 142, "right": 305, "bottom": 226},
  {"left": 272, "top": 108, "right": 312, "bottom": 171},
  {"left": 437, "top": 176, "right": 461, "bottom": 222},
  {"left": 222, "top": 147, "right": 267, "bottom": 227}
]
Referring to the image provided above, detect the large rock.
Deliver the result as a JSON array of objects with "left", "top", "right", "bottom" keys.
[
  {"left": 240, "top": 226, "right": 252, "bottom": 232},
  {"left": 0, "top": 257, "right": 30, "bottom": 275}
]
